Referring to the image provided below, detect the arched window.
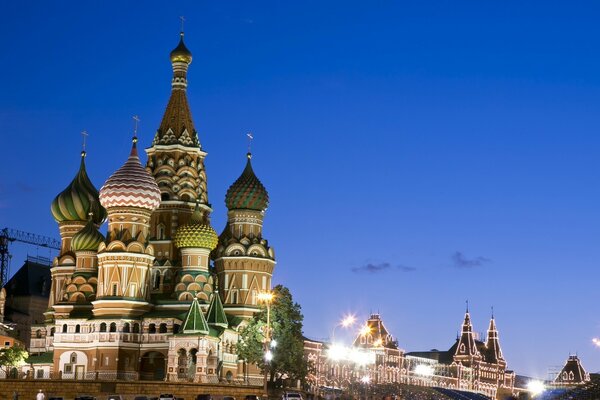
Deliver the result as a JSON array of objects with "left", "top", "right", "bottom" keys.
[
  {"left": 149, "top": 323, "right": 156, "bottom": 334},
  {"left": 50, "top": 327, "right": 55, "bottom": 337},
  {"left": 153, "top": 271, "right": 161, "bottom": 290},
  {"left": 123, "top": 323, "right": 130, "bottom": 333},
  {"left": 173, "top": 324, "right": 180, "bottom": 334},
  {"left": 62, "top": 324, "right": 67, "bottom": 333},
  {"left": 100, "top": 322, "right": 107, "bottom": 332},
  {"left": 75, "top": 324, "right": 80, "bottom": 333},
  {"left": 159, "top": 323, "right": 167, "bottom": 333},
  {"left": 133, "top": 323, "right": 140, "bottom": 333},
  {"left": 70, "top": 352, "right": 77, "bottom": 363},
  {"left": 109, "top": 322, "right": 117, "bottom": 332},
  {"left": 161, "top": 193, "right": 170, "bottom": 201},
  {"left": 157, "top": 224, "right": 166, "bottom": 240},
  {"left": 35, "top": 329, "right": 42, "bottom": 338}
]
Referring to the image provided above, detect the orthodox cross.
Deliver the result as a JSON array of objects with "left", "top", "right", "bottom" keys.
[
  {"left": 133, "top": 115, "right": 140, "bottom": 137},
  {"left": 247, "top": 132, "right": 254, "bottom": 153},
  {"left": 81, "top": 130, "right": 88, "bottom": 151},
  {"left": 180, "top": 16, "right": 185, "bottom": 33}
]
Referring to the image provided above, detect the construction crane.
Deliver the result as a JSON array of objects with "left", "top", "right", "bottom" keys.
[{"left": 0, "top": 228, "right": 61, "bottom": 288}]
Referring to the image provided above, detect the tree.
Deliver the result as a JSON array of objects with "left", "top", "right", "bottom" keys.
[
  {"left": 0, "top": 345, "right": 28, "bottom": 377},
  {"left": 237, "top": 285, "right": 308, "bottom": 384}
]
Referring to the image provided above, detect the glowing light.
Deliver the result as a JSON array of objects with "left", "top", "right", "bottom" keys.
[
  {"left": 373, "top": 338, "right": 383, "bottom": 347},
  {"left": 270, "top": 339, "right": 277, "bottom": 348},
  {"left": 327, "top": 344, "right": 347, "bottom": 361},
  {"left": 414, "top": 364, "right": 434, "bottom": 377},
  {"left": 593, "top": 338, "right": 600, "bottom": 347},
  {"left": 257, "top": 292, "right": 274, "bottom": 302},
  {"left": 341, "top": 315, "right": 356, "bottom": 328},
  {"left": 264, "top": 350, "right": 273, "bottom": 361},
  {"left": 359, "top": 325, "right": 372, "bottom": 336},
  {"left": 361, "top": 375, "right": 370, "bottom": 384},
  {"left": 527, "top": 381, "right": 545, "bottom": 396}
]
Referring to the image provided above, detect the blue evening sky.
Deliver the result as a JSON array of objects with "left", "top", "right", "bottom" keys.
[{"left": 2, "top": 1, "right": 600, "bottom": 378}]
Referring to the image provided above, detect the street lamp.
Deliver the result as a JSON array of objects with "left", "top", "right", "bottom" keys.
[{"left": 258, "top": 291, "right": 274, "bottom": 399}]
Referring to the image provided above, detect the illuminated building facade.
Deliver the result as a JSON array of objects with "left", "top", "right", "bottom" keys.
[
  {"left": 29, "top": 32, "right": 274, "bottom": 383},
  {"left": 304, "top": 311, "right": 515, "bottom": 399}
]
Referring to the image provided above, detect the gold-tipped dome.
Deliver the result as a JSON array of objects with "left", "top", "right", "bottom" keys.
[
  {"left": 51, "top": 152, "right": 107, "bottom": 225},
  {"left": 71, "top": 215, "right": 105, "bottom": 252},
  {"left": 99, "top": 138, "right": 161, "bottom": 211},
  {"left": 170, "top": 32, "right": 192, "bottom": 64},
  {"left": 174, "top": 203, "right": 218, "bottom": 250}
]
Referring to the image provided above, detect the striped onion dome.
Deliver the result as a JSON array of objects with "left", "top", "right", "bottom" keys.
[
  {"left": 225, "top": 153, "right": 269, "bottom": 211},
  {"left": 174, "top": 203, "right": 218, "bottom": 250},
  {"left": 99, "top": 138, "right": 161, "bottom": 211},
  {"left": 51, "top": 152, "right": 107, "bottom": 225},
  {"left": 71, "top": 216, "right": 105, "bottom": 252}
]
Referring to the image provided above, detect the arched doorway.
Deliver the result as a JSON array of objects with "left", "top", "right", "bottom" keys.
[
  {"left": 188, "top": 348, "right": 198, "bottom": 380},
  {"left": 139, "top": 351, "right": 166, "bottom": 381}
]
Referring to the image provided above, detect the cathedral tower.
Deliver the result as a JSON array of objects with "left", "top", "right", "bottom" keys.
[
  {"left": 145, "top": 32, "right": 211, "bottom": 295},
  {"left": 213, "top": 153, "right": 275, "bottom": 318},
  {"left": 49, "top": 150, "right": 106, "bottom": 319},
  {"left": 94, "top": 136, "right": 161, "bottom": 317},
  {"left": 485, "top": 315, "right": 506, "bottom": 368}
]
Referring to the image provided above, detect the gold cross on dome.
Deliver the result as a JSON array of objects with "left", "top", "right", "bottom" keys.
[{"left": 180, "top": 16, "right": 185, "bottom": 33}]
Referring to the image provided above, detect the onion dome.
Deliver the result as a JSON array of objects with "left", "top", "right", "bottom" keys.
[
  {"left": 174, "top": 203, "right": 218, "bottom": 250},
  {"left": 170, "top": 32, "right": 192, "bottom": 64},
  {"left": 99, "top": 138, "right": 161, "bottom": 211},
  {"left": 71, "top": 215, "right": 105, "bottom": 252},
  {"left": 51, "top": 152, "right": 107, "bottom": 225},
  {"left": 225, "top": 153, "right": 269, "bottom": 211}
]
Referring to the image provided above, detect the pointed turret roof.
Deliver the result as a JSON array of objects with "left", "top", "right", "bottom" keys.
[
  {"left": 352, "top": 313, "right": 397, "bottom": 349},
  {"left": 181, "top": 298, "right": 209, "bottom": 334},
  {"left": 485, "top": 317, "right": 505, "bottom": 364},
  {"left": 454, "top": 310, "right": 481, "bottom": 360},
  {"left": 153, "top": 33, "right": 199, "bottom": 148},
  {"left": 206, "top": 290, "right": 228, "bottom": 328}
]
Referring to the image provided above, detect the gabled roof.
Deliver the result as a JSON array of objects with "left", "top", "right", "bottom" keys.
[
  {"left": 206, "top": 291, "right": 228, "bottom": 328},
  {"left": 353, "top": 313, "right": 398, "bottom": 349},
  {"left": 454, "top": 312, "right": 481, "bottom": 360},
  {"left": 554, "top": 355, "right": 590, "bottom": 384},
  {"left": 181, "top": 298, "right": 209, "bottom": 334}
]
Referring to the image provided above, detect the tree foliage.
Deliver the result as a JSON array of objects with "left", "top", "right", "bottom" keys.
[
  {"left": 0, "top": 345, "right": 28, "bottom": 374},
  {"left": 237, "top": 285, "right": 308, "bottom": 383}
]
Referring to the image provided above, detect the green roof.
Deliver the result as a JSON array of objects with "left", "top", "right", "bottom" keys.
[
  {"left": 227, "top": 314, "right": 244, "bottom": 328},
  {"left": 206, "top": 291, "right": 228, "bottom": 328},
  {"left": 181, "top": 298, "right": 209, "bottom": 334},
  {"left": 26, "top": 351, "right": 54, "bottom": 364}
]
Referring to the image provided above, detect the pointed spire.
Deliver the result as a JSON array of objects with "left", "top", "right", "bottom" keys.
[
  {"left": 182, "top": 298, "right": 209, "bottom": 334},
  {"left": 454, "top": 307, "right": 481, "bottom": 360},
  {"left": 206, "top": 290, "right": 229, "bottom": 328},
  {"left": 485, "top": 312, "right": 504, "bottom": 364}
]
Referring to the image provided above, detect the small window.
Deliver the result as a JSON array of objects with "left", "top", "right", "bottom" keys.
[
  {"left": 133, "top": 323, "right": 140, "bottom": 333},
  {"left": 36, "top": 369, "right": 44, "bottom": 378},
  {"left": 50, "top": 327, "right": 55, "bottom": 337},
  {"left": 109, "top": 322, "right": 116, "bottom": 332},
  {"left": 100, "top": 322, "right": 107, "bottom": 332},
  {"left": 123, "top": 323, "right": 130, "bottom": 333},
  {"left": 149, "top": 323, "right": 156, "bottom": 334},
  {"left": 64, "top": 364, "right": 72, "bottom": 373},
  {"left": 62, "top": 324, "right": 67, "bottom": 333},
  {"left": 36, "top": 329, "right": 42, "bottom": 338},
  {"left": 159, "top": 323, "right": 167, "bottom": 333},
  {"left": 70, "top": 352, "right": 77, "bottom": 363},
  {"left": 112, "top": 284, "right": 118, "bottom": 296},
  {"left": 4, "top": 341, "right": 10, "bottom": 347},
  {"left": 75, "top": 324, "right": 80, "bottom": 333}
]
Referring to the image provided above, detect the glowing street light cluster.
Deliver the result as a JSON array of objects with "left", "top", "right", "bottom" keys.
[
  {"left": 527, "top": 380, "right": 546, "bottom": 397},
  {"left": 593, "top": 337, "right": 600, "bottom": 347},
  {"left": 327, "top": 343, "right": 376, "bottom": 366},
  {"left": 414, "top": 364, "right": 435, "bottom": 377}
]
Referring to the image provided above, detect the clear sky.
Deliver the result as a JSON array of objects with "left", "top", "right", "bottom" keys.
[{"left": 2, "top": 1, "right": 600, "bottom": 378}]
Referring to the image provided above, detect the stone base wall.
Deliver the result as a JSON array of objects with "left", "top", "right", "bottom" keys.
[{"left": 0, "top": 380, "right": 263, "bottom": 400}]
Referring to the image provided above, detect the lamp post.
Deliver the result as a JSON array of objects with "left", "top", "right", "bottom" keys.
[{"left": 258, "top": 291, "right": 274, "bottom": 399}]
